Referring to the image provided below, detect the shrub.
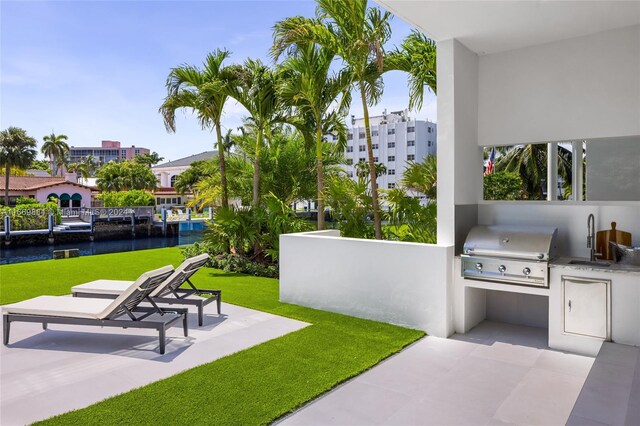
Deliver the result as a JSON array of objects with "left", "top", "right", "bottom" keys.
[
  {"left": 0, "top": 201, "right": 61, "bottom": 230},
  {"left": 15, "top": 197, "right": 39, "bottom": 205},
  {"left": 181, "top": 242, "right": 278, "bottom": 278},
  {"left": 483, "top": 171, "right": 525, "bottom": 200},
  {"left": 98, "top": 190, "right": 155, "bottom": 207}
]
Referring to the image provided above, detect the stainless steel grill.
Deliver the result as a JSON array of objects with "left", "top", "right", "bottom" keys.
[{"left": 461, "top": 225, "right": 558, "bottom": 288}]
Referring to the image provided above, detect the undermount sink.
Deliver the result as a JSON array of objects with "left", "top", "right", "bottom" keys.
[{"left": 568, "top": 260, "right": 611, "bottom": 267}]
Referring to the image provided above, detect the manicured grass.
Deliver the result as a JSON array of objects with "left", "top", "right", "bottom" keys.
[{"left": 0, "top": 248, "right": 424, "bottom": 425}]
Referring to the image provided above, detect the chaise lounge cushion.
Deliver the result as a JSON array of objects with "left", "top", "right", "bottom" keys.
[
  {"left": 71, "top": 254, "right": 210, "bottom": 298},
  {"left": 72, "top": 280, "right": 133, "bottom": 296},
  {"left": 2, "top": 296, "right": 114, "bottom": 319}
]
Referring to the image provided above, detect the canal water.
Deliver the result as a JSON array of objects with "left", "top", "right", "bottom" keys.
[{"left": 0, "top": 222, "right": 206, "bottom": 265}]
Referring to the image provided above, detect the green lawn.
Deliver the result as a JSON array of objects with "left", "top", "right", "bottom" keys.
[{"left": 0, "top": 247, "right": 424, "bottom": 425}]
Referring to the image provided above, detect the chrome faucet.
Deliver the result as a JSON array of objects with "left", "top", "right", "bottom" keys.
[{"left": 587, "top": 213, "right": 596, "bottom": 261}]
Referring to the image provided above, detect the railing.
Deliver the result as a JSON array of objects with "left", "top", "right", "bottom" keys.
[{"left": 74, "top": 207, "right": 155, "bottom": 222}]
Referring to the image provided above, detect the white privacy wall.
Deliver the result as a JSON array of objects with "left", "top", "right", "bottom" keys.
[
  {"left": 478, "top": 25, "right": 640, "bottom": 146},
  {"left": 479, "top": 203, "right": 640, "bottom": 257},
  {"left": 280, "top": 231, "right": 455, "bottom": 337}
]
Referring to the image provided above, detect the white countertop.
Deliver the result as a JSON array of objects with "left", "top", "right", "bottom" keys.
[{"left": 551, "top": 257, "right": 640, "bottom": 274}]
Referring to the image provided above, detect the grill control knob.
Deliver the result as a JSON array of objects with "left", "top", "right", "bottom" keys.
[
  {"left": 475, "top": 263, "right": 483, "bottom": 271},
  {"left": 523, "top": 267, "right": 531, "bottom": 276},
  {"left": 498, "top": 265, "right": 506, "bottom": 273}
]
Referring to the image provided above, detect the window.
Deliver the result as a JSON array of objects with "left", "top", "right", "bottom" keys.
[
  {"left": 333, "top": 135, "right": 338, "bottom": 141},
  {"left": 407, "top": 126, "right": 415, "bottom": 132},
  {"left": 346, "top": 146, "right": 353, "bottom": 153},
  {"left": 372, "top": 144, "right": 378, "bottom": 150},
  {"left": 407, "top": 140, "right": 415, "bottom": 147},
  {"left": 347, "top": 133, "right": 353, "bottom": 140},
  {"left": 346, "top": 159, "right": 353, "bottom": 165},
  {"left": 347, "top": 171, "right": 354, "bottom": 178},
  {"left": 359, "top": 145, "right": 366, "bottom": 152},
  {"left": 170, "top": 175, "right": 178, "bottom": 187},
  {"left": 407, "top": 154, "right": 415, "bottom": 161},
  {"left": 428, "top": 140, "right": 432, "bottom": 147},
  {"left": 372, "top": 130, "right": 379, "bottom": 137},
  {"left": 373, "top": 157, "right": 378, "bottom": 162},
  {"left": 388, "top": 129, "right": 395, "bottom": 135},
  {"left": 388, "top": 156, "right": 395, "bottom": 162},
  {"left": 388, "top": 142, "right": 395, "bottom": 148},
  {"left": 388, "top": 169, "right": 395, "bottom": 175},
  {"left": 388, "top": 183, "right": 396, "bottom": 189},
  {"left": 428, "top": 127, "right": 432, "bottom": 133},
  {"left": 359, "top": 132, "right": 366, "bottom": 139},
  {"left": 359, "top": 158, "right": 366, "bottom": 163}
]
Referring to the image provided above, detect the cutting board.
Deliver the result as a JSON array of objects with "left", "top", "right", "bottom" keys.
[{"left": 596, "top": 222, "right": 632, "bottom": 261}]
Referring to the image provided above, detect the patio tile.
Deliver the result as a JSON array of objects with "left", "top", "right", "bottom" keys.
[
  {"left": 384, "top": 395, "right": 491, "bottom": 426},
  {"left": 596, "top": 343, "right": 638, "bottom": 369},
  {"left": 419, "top": 358, "right": 528, "bottom": 419},
  {"left": 469, "top": 340, "right": 542, "bottom": 368},
  {"left": 570, "top": 379, "right": 631, "bottom": 426},
  {"left": 533, "top": 349, "right": 595, "bottom": 378},
  {"left": 494, "top": 367, "right": 586, "bottom": 425},
  {"left": 279, "top": 381, "right": 410, "bottom": 425},
  {"left": 565, "top": 414, "right": 610, "bottom": 426}
]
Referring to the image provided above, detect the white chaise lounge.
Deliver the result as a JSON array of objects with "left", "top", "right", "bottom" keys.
[
  {"left": 2, "top": 265, "right": 189, "bottom": 354},
  {"left": 71, "top": 254, "right": 221, "bottom": 326}
]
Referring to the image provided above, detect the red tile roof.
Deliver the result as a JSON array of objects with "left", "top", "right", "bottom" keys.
[{"left": 0, "top": 176, "right": 94, "bottom": 191}]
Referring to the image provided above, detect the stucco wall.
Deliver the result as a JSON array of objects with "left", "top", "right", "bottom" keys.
[
  {"left": 478, "top": 203, "right": 640, "bottom": 257},
  {"left": 280, "top": 231, "right": 455, "bottom": 337},
  {"left": 35, "top": 184, "right": 92, "bottom": 205},
  {"left": 478, "top": 25, "right": 640, "bottom": 146}
]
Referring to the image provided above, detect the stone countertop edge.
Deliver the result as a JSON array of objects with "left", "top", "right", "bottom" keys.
[{"left": 550, "top": 257, "right": 640, "bottom": 274}]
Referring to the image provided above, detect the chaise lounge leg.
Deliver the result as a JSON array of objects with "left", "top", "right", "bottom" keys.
[
  {"left": 198, "top": 303, "right": 204, "bottom": 326},
  {"left": 43, "top": 322, "right": 48, "bottom": 330},
  {"left": 183, "top": 312, "right": 188, "bottom": 336},
  {"left": 159, "top": 325, "right": 166, "bottom": 355},
  {"left": 217, "top": 293, "right": 221, "bottom": 315},
  {"left": 3, "top": 315, "right": 10, "bottom": 345}
]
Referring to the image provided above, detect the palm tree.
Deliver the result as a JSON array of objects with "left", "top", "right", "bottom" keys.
[
  {"left": 225, "top": 59, "right": 290, "bottom": 207},
  {"left": 385, "top": 30, "right": 437, "bottom": 109},
  {"left": 495, "top": 144, "right": 572, "bottom": 199},
  {"left": 277, "top": 43, "right": 349, "bottom": 229},
  {"left": 160, "top": 49, "right": 236, "bottom": 209},
  {"left": 273, "top": 0, "right": 393, "bottom": 239},
  {"left": 82, "top": 154, "right": 99, "bottom": 176},
  {"left": 134, "top": 152, "right": 165, "bottom": 167},
  {"left": 401, "top": 155, "right": 437, "bottom": 200},
  {"left": 41, "top": 132, "right": 69, "bottom": 176},
  {"left": 0, "top": 127, "right": 38, "bottom": 206},
  {"left": 67, "top": 162, "right": 91, "bottom": 179}
]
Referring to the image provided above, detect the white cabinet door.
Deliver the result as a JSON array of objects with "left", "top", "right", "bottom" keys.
[{"left": 563, "top": 276, "right": 610, "bottom": 340}]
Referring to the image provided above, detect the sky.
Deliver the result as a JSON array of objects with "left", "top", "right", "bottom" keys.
[{"left": 1, "top": 0, "right": 437, "bottom": 163}]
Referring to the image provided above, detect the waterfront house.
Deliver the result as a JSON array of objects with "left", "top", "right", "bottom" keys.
[{"left": 0, "top": 174, "right": 94, "bottom": 207}]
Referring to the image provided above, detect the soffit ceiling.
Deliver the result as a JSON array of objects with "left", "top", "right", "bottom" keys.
[{"left": 375, "top": 1, "right": 640, "bottom": 55}]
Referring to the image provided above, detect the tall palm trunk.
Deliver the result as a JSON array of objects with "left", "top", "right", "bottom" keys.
[
  {"left": 360, "top": 82, "right": 382, "bottom": 239},
  {"left": 253, "top": 127, "right": 263, "bottom": 207},
  {"left": 315, "top": 122, "right": 325, "bottom": 230},
  {"left": 4, "top": 163, "right": 10, "bottom": 206},
  {"left": 214, "top": 120, "right": 229, "bottom": 209}
]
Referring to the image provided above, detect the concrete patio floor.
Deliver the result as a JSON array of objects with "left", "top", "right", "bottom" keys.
[
  {"left": 0, "top": 302, "right": 308, "bottom": 425},
  {"left": 279, "top": 321, "right": 598, "bottom": 426}
]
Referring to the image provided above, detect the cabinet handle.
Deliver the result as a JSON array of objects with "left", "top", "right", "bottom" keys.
[{"left": 568, "top": 300, "right": 572, "bottom": 312}]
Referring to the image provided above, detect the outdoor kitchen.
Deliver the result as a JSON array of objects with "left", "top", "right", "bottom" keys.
[{"left": 454, "top": 213, "right": 640, "bottom": 356}]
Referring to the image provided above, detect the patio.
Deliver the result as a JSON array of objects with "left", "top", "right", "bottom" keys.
[
  {"left": 278, "top": 321, "right": 640, "bottom": 426},
  {"left": 0, "top": 302, "right": 308, "bottom": 425}
]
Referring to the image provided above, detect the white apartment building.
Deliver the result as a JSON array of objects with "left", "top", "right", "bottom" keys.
[{"left": 341, "top": 109, "right": 437, "bottom": 194}]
